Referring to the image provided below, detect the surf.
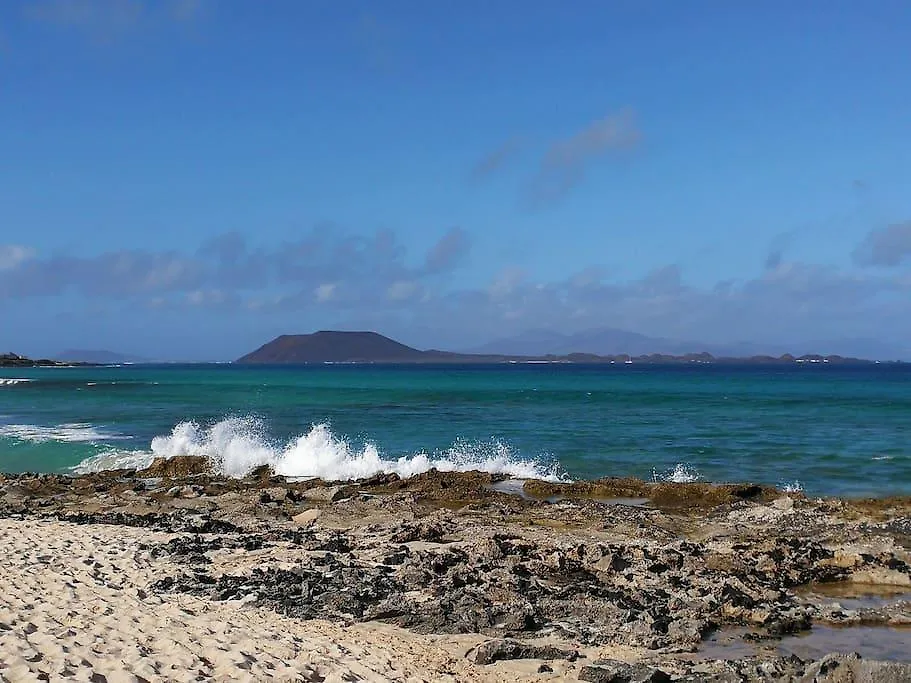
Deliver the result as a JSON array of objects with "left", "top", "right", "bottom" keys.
[{"left": 74, "top": 416, "right": 566, "bottom": 482}]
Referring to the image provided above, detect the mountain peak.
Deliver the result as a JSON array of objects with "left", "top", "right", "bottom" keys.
[{"left": 236, "top": 331, "right": 426, "bottom": 364}]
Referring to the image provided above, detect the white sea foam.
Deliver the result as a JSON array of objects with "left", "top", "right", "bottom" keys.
[
  {"left": 781, "top": 480, "right": 804, "bottom": 493},
  {"left": 72, "top": 449, "right": 154, "bottom": 473},
  {"left": 0, "top": 422, "right": 129, "bottom": 444},
  {"left": 0, "top": 378, "right": 32, "bottom": 386},
  {"left": 653, "top": 463, "right": 701, "bottom": 483},
  {"left": 78, "top": 416, "right": 564, "bottom": 481}
]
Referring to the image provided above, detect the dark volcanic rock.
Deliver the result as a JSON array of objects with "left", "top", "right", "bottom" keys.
[
  {"left": 579, "top": 661, "right": 671, "bottom": 683},
  {"left": 471, "top": 638, "right": 578, "bottom": 665},
  {"left": 154, "top": 562, "right": 401, "bottom": 621},
  {"left": 144, "top": 534, "right": 266, "bottom": 564},
  {"left": 4, "top": 465, "right": 911, "bottom": 678},
  {"left": 58, "top": 510, "right": 241, "bottom": 535}
]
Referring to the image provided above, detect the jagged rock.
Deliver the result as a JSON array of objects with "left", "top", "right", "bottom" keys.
[
  {"left": 139, "top": 456, "right": 209, "bottom": 478},
  {"left": 303, "top": 485, "right": 353, "bottom": 503},
  {"left": 57, "top": 510, "right": 240, "bottom": 534},
  {"left": 472, "top": 638, "right": 577, "bottom": 665},
  {"left": 389, "top": 519, "right": 453, "bottom": 543},
  {"left": 799, "top": 653, "right": 911, "bottom": 683},
  {"left": 579, "top": 661, "right": 671, "bottom": 682}
]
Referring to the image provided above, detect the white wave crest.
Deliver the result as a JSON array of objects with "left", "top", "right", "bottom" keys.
[
  {"left": 72, "top": 449, "right": 154, "bottom": 473},
  {"left": 0, "top": 422, "right": 129, "bottom": 444},
  {"left": 780, "top": 480, "right": 804, "bottom": 493},
  {"left": 137, "top": 416, "right": 564, "bottom": 481},
  {"left": 653, "top": 463, "right": 701, "bottom": 483},
  {"left": 0, "top": 378, "right": 32, "bottom": 386}
]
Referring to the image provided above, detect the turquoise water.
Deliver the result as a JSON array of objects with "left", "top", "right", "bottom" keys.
[{"left": 1, "top": 363, "right": 909, "bottom": 496}]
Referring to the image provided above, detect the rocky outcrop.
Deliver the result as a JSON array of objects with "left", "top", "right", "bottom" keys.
[
  {"left": 1, "top": 469, "right": 910, "bottom": 680},
  {"left": 798, "top": 653, "right": 911, "bottom": 682},
  {"left": 0, "top": 352, "right": 80, "bottom": 367},
  {"left": 138, "top": 456, "right": 210, "bottom": 478},
  {"left": 471, "top": 639, "right": 578, "bottom": 665}
]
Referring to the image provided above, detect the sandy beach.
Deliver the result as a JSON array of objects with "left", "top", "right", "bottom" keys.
[
  {"left": 0, "top": 517, "right": 551, "bottom": 682},
  {"left": 2, "top": 463, "right": 911, "bottom": 682}
]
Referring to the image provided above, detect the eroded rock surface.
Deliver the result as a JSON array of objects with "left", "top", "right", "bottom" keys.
[{"left": 1, "top": 468, "right": 910, "bottom": 680}]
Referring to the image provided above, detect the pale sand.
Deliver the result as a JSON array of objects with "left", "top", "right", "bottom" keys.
[{"left": 0, "top": 519, "right": 591, "bottom": 682}]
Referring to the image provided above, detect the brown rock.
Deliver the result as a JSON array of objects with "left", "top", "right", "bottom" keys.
[
  {"left": 139, "top": 456, "right": 209, "bottom": 478},
  {"left": 303, "top": 485, "right": 354, "bottom": 503}
]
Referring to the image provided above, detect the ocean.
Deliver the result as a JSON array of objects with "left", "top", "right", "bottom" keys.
[{"left": 1, "top": 363, "right": 909, "bottom": 497}]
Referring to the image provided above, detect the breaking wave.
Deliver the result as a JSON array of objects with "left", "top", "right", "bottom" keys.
[
  {"left": 0, "top": 378, "right": 32, "bottom": 386},
  {"left": 75, "top": 416, "right": 566, "bottom": 482},
  {"left": 0, "top": 422, "right": 129, "bottom": 444},
  {"left": 652, "top": 463, "right": 701, "bottom": 483}
]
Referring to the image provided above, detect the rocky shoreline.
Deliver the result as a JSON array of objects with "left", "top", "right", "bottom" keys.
[
  {"left": 2, "top": 460, "right": 910, "bottom": 681},
  {"left": 0, "top": 352, "right": 86, "bottom": 367}
]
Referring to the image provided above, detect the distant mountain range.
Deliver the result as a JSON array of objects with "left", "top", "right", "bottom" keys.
[
  {"left": 468, "top": 327, "right": 910, "bottom": 361},
  {"left": 235, "top": 331, "right": 881, "bottom": 365},
  {"left": 55, "top": 349, "right": 151, "bottom": 364}
]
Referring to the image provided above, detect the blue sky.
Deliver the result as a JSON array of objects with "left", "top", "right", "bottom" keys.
[{"left": 2, "top": 0, "right": 911, "bottom": 359}]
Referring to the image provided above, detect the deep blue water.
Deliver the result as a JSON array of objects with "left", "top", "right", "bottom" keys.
[{"left": 1, "top": 363, "right": 909, "bottom": 496}]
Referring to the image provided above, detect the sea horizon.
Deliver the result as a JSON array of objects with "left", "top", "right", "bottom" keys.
[{"left": 2, "top": 362, "right": 908, "bottom": 498}]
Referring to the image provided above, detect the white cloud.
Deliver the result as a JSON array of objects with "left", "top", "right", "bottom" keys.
[
  {"left": 386, "top": 280, "right": 418, "bottom": 301},
  {"left": 0, "top": 245, "right": 35, "bottom": 271},
  {"left": 185, "top": 289, "right": 225, "bottom": 306},
  {"left": 488, "top": 267, "right": 525, "bottom": 299},
  {"left": 314, "top": 283, "right": 337, "bottom": 303},
  {"left": 0, "top": 244, "right": 35, "bottom": 270}
]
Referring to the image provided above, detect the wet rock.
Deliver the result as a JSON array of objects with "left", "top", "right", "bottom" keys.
[
  {"left": 374, "top": 469, "right": 496, "bottom": 501},
  {"left": 799, "top": 652, "right": 911, "bottom": 683},
  {"left": 579, "top": 661, "right": 671, "bottom": 683},
  {"left": 471, "top": 638, "right": 577, "bottom": 665},
  {"left": 522, "top": 478, "right": 777, "bottom": 510},
  {"left": 139, "top": 456, "right": 209, "bottom": 478},
  {"left": 523, "top": 478, "right": 650, "bottom": 501}
]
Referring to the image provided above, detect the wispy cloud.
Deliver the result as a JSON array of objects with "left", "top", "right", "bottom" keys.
[
  {"left": 352, "top": 13, "right": 399, "bottom": 73},
  {"left": 0, "top": 245, "right": 35, "bottom": 271},
  {"left": 0, "top": 226, "right": 471, "bottom": 308},
  {"left": 526, "top": 109, "right": 641, "bottom": 206},
  {"left": 473, "top": 111, "right": 641, "bottom": 207},
  {"left": 853, "top": 221, "right": 911, "bottom": 267},
  {"left": 470, "top": 138, "right": 524, "bottom": 180},
  {"left": 24, "top": 0, "right": 206, "bottom": 39},
  {"left": 4, "top": 224, "right": 911, "bottom": 358},
  {"left": 424, "top": 227, "right": 470, "bottom": 274},
  {"left": 170, "top": 0, "right": 204, "bottom": 22},
  {"left": 25, "top": 0, "right": 144, "bottom": 35}
]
